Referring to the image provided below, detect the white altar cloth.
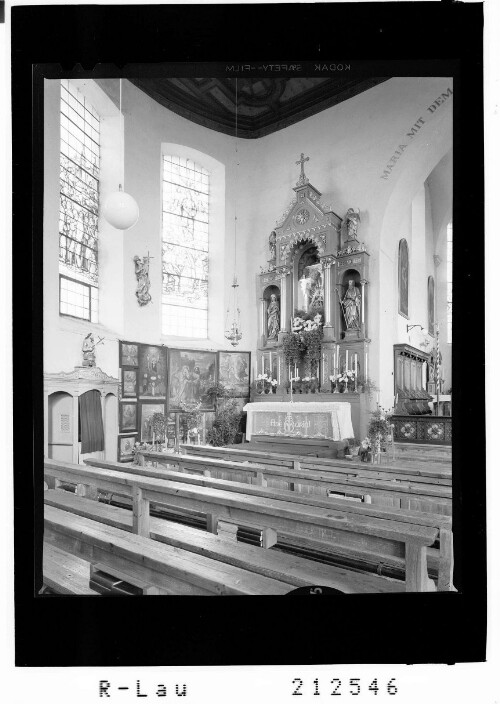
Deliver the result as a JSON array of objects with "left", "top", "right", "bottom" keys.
[{"left": 243, "top": 401, "right": 354, "bottom": 442}]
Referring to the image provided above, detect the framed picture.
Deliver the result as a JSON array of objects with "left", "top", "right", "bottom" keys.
[
  {"left": 218, "top": 351, "right": 251, "bottom": 396},
  {"left": 168, "top": 348, "right": 217, "bottom": 411},
  {"left": 117, "top": 434, "right": 137, "bottom": 463},
  {"left": 139, "top": 402, "right": 166, "bottom": 442},
  {"left": 122, "top": 369, "right": 138, "bottom": 398},
  {"left": 119, "top": 341, "right": 139, "bottom": 368},
  {"left": 138, "top": 345, "right": 167, "bottom": 400},
  {"left": 119, "top": 401, "right": 138, "bottom": 432}
]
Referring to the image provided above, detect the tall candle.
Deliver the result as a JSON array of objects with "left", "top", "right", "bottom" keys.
[
  {"left": 261, "top": 357, "right": 264, "bottom": 374},
  {"left": 269, "top": 352, "right": 272, "bottom": 375},
  {"left": 346, "top": 349, "right": 349, "bottom": 371},
  {"left": 354, "top": 353, "right": 358, "bottom": 378}
]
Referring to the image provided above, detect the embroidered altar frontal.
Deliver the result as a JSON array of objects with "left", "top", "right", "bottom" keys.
[{"left": 243, "top": 402, "right": 354, "bottom": 441}]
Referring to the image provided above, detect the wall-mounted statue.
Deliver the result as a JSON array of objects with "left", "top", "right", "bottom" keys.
[
  {"left": 345, "top": 208, "right": 361, "bottom": 242},
  {"left": 134, "top": 254, "right": 153, "bottom": 306},
  {"left": 267, "top": 293, "right": 280, "bottom": 340},
  {"left": 82, "top": 332, "right": 104, "bottom": 367},
  {"left": 341, "top": 280, "right": 361, "bottom": 329},
  {"left": 268, "top": 231, "right": 277, "bottom": 265}
]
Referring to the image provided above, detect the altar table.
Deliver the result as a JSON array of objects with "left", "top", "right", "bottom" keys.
[{"left": 243, "top": 401, "right": 354, "bottom": 442}]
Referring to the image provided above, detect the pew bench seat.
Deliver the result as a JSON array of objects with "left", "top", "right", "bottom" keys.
[
  {"left": 44, "top": 504, "right": 296, "bottom": 596},
  {"left": 45, "top": 490, "right": 405, "bottom": 594},
  {"left": 42, "top": 543, "right": 98, "bottom": 595}
]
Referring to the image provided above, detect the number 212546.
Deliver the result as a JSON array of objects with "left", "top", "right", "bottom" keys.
[{"left": 291, "top": 678, "right": 398, "bottom": 696}]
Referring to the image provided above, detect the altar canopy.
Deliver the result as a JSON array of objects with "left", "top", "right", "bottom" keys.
[{"left": 243, "top": 401, "right": 354, "bottom": 442}]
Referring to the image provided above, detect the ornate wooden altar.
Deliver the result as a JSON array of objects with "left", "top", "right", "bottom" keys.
[{"left": 254, "top": 154, "right": 370, "bottom": 439}]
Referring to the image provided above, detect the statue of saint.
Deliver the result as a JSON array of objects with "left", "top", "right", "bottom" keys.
[
  {"left": 267, "top": 293, "right": 280, "bottom": 340},
  {"left": 342, "top": 280, "right": 361, "bottom": 328},
  {"left": 82, "top": 333, "right": 96, "bottom": 367},
  {"left": 134, "top": 255, "right": 152, "bottom": 306},
  {"left": 345, "top": 208, "right": 361, "bottom": 242},
  {"left": 308, "top": 266, "right": 324, "bottom": 310},
  {"left": 268, "top": 231, "right": 277, "bottom": 263}
]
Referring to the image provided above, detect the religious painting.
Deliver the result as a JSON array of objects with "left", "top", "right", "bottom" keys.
[
  {"left": 122, "top": 369, "right": 138, "bottom": 398},
  {"left": 138, "top": 345, "right": 167, "bottom": 399},
  {"left": 218, "top": 351, "right": 251, "bottom": 397},
  {"left": 119, "top": 401, "right": 137, "bottom": 432},
  {"left": 398, "top": 238, "right": 409, "bottom": 318},
  {"left": 139, "top": 402, "right": 166, "bottom": 442},
  {"left": 119, "top": 341, "right": 139, "bottom": 368},
  {"left": 168, "top": 348, "right": 216, "bottom": 411},
  {"left": 117, "top": 434, "right": 137, "bottom": 463},
  {"left": 428, "top": 275, "right": 435, "bottom": 336}
]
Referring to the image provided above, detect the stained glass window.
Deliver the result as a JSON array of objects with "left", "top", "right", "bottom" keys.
[
  {"left": 162, "top": 155, "right": 209, "bottom": 338},
  {"left": 59, "top": 80, "right": 100, "bottom": 321},
  {"left": 446, "top": 222, "right": 452, "bottom": 342}
]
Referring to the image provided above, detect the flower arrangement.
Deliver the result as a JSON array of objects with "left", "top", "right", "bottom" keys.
[
  {"left": 132, "top": 441, "right": 154, "bottom": 464},
  {"left": 367, "top": 406, "right": 394, "bottom": 458},
  {"left": 283, "top": 310, "right": 324, "bottom": 378},
  {"left": 329, "top": 370, "right": 356, "bottom": 392},
  {"left": 254, "top": 373, "right": 278, "bottom": 394}
]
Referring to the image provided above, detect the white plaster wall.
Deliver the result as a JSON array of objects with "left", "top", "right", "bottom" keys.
[
  {"left": 44, "top": 76, "right": 453, "bottom": 404},
  {"left": 43, "top": 79, "right": 125, "bottom": 378}
]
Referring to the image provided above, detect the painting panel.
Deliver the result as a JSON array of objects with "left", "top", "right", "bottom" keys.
[
  {"left": 119, "top": 341, "right": 139, "bottom": 368},
  {"left": 140, "top": 402, "right": 166, "bottom": 442},
  {"left": 122, "top": 369, "right": 138, "bottom": 398},
  {"left": 117, "top": 433, "right": 137, "bottom": 463},
  {"left": 168, "top": 348, "right": 216, "bottom": 411},
  {"left": 218, "top": 351, "right": 251, "bottom": 396},
  {"left": 138, "top": 345, "right": 167, "bottom": 399},
  {"left": 119, "top": 401, "right": 137, "bottom": 432},
  {"left": 398, "top": 238, "right": 409, "bottom": 318}
]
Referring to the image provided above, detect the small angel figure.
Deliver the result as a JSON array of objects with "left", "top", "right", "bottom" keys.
[{"left": 345, "top": 208, "right": 361, "bottom": 242}]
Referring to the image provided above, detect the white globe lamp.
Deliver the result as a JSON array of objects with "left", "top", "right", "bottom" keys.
[{"left": 102, "top": 184, "right": 139, "bottom": 230}]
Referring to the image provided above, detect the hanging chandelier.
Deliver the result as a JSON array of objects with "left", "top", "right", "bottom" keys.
[
  {"left": 224, "top": 78, "right": 243, "bottom": 347},
  {"left": 102, "top": 78, "right": 140, "bottom": 231}
]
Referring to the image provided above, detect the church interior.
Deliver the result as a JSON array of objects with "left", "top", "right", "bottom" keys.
[{"left": 42, "top": 74, "right": 453, "bottom": 596}]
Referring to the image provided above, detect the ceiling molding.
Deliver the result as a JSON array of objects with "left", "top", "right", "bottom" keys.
[{"left": 129, "top": 77, "right": 390, "bottom": 139}]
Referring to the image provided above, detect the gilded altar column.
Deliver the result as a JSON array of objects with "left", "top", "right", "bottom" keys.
[
  {"left": 278, "top": 266, "right": 291, "bottom": 333},
  {"left": 360, "top": 278, "right": 368, "bottom": 336},
  {"left": 321, "top": 256, "right": 335, "bottom": 340}
]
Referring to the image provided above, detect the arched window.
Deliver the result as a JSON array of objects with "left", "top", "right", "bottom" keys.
[
  {"left": 59, "top": 79, "right": 100, "bottom": 322},
  {"left": 398, "top": 238, "right": 409, "bottom": 318},
  {"left": 162, "top": 155, "right": 209, "bottom": 338},
  {"left": 447, "top": 221, "right": 452, "bottom": 342},
  {"left": 427, "top": 275, "right": 435, "bottom": 336}
]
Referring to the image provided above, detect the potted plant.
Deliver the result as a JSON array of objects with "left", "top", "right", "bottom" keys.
[
  {"left": 345, "top": 437, "right": 361, "bottom": 457},
  {"left": 206, "top": 398, "right": 243, "bottom": 447},
  {"left": 367, "top": 406, "right": 393, "bottom": 459},
  {"left": 150, "top": 412, "right": 167, "bottom": 451}
]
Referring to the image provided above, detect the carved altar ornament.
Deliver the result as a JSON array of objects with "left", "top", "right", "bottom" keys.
[
  {"left": 341, "top": 280, "right": 362, "bottom": 329},
  {"left": 134, "top": 254, "right": 152, "bottom": 306},
  {"left": 268, "top": 231, "right": 277, "bottom": 263},
  {"left": 267, "top": 293, "right": 280, "bottom": 340},
  {"left": 345, "top": 208, "right": 361, "bottom": 242}
]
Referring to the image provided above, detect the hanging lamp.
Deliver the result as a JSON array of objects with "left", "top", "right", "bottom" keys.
[
  {"left": 224, "top": 78, "right": 243, "bottom": 347},
  {"left": 102, "top": 78, "right": 140, "bottom": 230}
]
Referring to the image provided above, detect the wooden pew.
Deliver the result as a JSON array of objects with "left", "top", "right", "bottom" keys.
[
  {"left": 44, "top": 504, "right": 297, "bottom": 596},
  {"left": 45, "top": 490, "right": 404, "bottom": 594},
  {"left": 182, "top": 444, "right": 452, "bottom": 482},
  {"left": 45, "top": 459, "right": 439, "bottom": 591},
  {"left": 131, "top": 451, "right": 452, "bottom": 516},
  {"left": 85, "top": 457, "right": 454, "bottom": 591},
  {"left": 42, "top": 543, "right": 98, "bottom": 595}
]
